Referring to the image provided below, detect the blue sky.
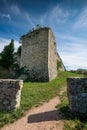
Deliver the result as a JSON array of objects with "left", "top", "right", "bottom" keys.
[{"left": 0, "top": 0, "right": 87, "bottom": 70}]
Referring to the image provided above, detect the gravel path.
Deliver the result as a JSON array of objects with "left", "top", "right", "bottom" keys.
[{"left": 1, "top": 97, "right": 63, "bottom": 130}]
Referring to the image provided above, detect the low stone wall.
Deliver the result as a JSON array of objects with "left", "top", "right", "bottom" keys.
[
  {"left": 67, "top": 77, "right": 87, "bottom": 116},
  {"left": 0, "top": 79, "right": 23, "bottom": 111}
]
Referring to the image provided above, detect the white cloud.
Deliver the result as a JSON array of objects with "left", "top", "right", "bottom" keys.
[
  {"left": 56, "top": 34, "right": 87, "bottom": 44},
  {"left": 49, "top": 5, "right": 69, "bottom": 24},
  {"left": 0, "top": 14, "right": 11, "bottom": 20},
  {"left": 74, "top": 6, "right": 87, "bottom": 29},
  {"left": 10, "top": 5, "right": 21, "bottom": 15},
  {"left": 25, "top": 13, "right": 35, "bottom": 27},
  {"left": 9, "top": 4, "right": 35, "bottom": 27},
  {"left": 39, "top": 4, "right": 74, "bottom": 26},
  {"left": 0, "top": 2, "right": 35, "bottom": 27},
  {"left": 0, "top": 37, "right": 21, "bottom": 52},
  {"left": 57, "top": 35, "right": 87, "bottom": 70}
]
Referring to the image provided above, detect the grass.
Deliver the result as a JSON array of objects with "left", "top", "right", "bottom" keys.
[{"left": 0, "top": 71, "right": 85, "bottom": 128}]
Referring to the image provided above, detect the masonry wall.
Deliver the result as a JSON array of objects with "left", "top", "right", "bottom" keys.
[
  {"left": 48, "top": 29, "right": 57, "bottom": 81},
  {"left": 21, "top": 27, "right": 58, "bottom": 81},
  {"left": 67, "top": 77, "right": 87, "bottom": 116},
  {"left": 0, "top": 79, "right": 23, "bottom": 111},
  {"left": 21, "top": 28, "right": 49, "bottom": 81}
]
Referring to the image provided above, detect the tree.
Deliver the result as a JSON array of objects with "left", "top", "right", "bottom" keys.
[
  {"left": 1, "top": 39, "right": 15, "bottom": 69},
  {"left": 17, "top": 46, "right": 21, "bottom": 56}
]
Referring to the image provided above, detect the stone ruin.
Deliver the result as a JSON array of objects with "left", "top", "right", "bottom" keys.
[
  {"left": 20, "top": 27, "right": 65, "bottom": 82},
  {"left": 67, "top": 77, "right": 87, "bottom": 116},
  {"left": 0, "top": 79, "right": 23, "bottom": 111}
]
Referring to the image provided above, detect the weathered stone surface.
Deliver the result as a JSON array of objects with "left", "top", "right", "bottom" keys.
[
  {"left": 20, "top": 27, "right": 64, "bottom": 81},
  {"left": 0, "top": 79, "right": 23, "bottom": 111},
  {"left": 67, "top": 77, "right": 87, "bottom": 116},
  {"left": 56, "top": 53, "right": 65, "bottom": 71}
]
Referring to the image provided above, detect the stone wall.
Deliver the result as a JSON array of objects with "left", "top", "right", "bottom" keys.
[
  {"left": 48, "top": 29, "right": 57, "bottom": 81},
  {"left": 20, "top": 27, "right": 49, "bottom": 81},
  {"left": 0, "top": 79, "right": 23, "bottom": 111},
  {"left": 67, "top": 77, "right": 87, "bottom": 116},
  {"left": 20, "top": 27, "right": 58, "bottom": 81},
  {"left": 20, "top": 27, "right": 65, "bottom": 81}
]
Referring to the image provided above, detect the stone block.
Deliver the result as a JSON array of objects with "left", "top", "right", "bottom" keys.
[
  {"left": 0, "top": 79, "right": 23, "bottom": 111},
  {"left": 67, "top": 77, "right": 87, "bottom": 116}
]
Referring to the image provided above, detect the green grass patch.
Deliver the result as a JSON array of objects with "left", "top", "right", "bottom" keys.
[{"left": 0, "top": 71, "right": 85, "bottom": 128}]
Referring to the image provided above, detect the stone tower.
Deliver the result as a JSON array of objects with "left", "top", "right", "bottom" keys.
[{"left": 20, "top": 27, "right": 58, "bottom": 81}]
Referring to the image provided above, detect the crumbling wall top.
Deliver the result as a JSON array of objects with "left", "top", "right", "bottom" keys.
[{"left": 20, "top": 27, "right": 51, "bottom": 42}]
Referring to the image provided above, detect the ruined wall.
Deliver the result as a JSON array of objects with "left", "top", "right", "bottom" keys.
[
  {"left": 20, "top": 28, "right": 49, "bottom": 81},
  {"left": 20, "top": 27, "right": 64, "bottom": 81},
  {"left": 0, "top": 79, "right": 23, "bottom": 111},
  {"left": 20, "top": 27, "right": 57, "bottom": 81},
  {"left": 67, "top": 77, "right": 87, "bottom": 116},
  {"left": 48, "top": 29, "right": 57, "bottom": 81}
]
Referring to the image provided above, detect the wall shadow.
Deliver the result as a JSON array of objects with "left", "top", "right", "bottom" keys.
[
  {"left": 58, "top": 106, "right": 87, "bottom": 123},
  {"left": 28, "top": 106, "right": 87, "bottom": 124},
  {"left": 28, "top": 110, "right": 62, "bottom": 123}
]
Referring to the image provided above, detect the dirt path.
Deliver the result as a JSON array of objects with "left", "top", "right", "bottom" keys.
[{"left": 1, "top": 97, "right": 63, "bottom": 130}]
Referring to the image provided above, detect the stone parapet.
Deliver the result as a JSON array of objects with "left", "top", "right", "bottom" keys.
[
  {"left": 67, "top": 77, "right": 87, "bottom": 116},
  {"left": 0, "top": 79, "right": 23, "bottom": 111}
]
